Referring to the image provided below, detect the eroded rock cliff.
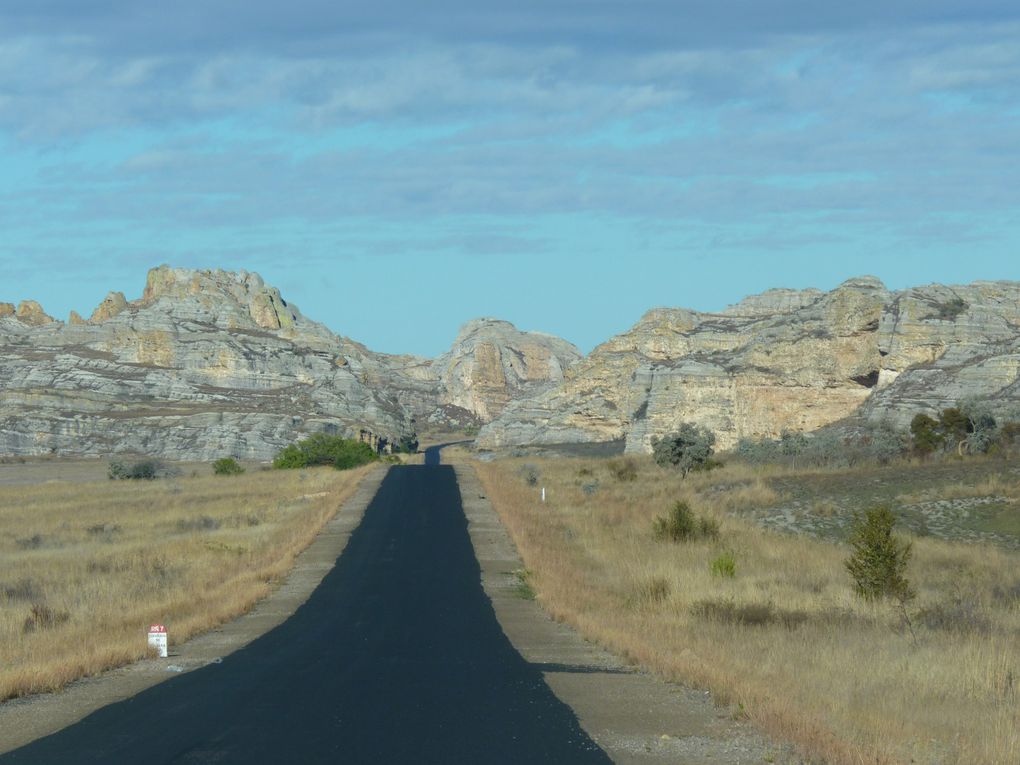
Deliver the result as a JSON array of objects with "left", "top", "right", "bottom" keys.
[
  {"left": 477, "top": 278, "right": 1020, "bottom": 452},
  {"left": 0, "top": 267, "right": 580, "bottom": 459}
]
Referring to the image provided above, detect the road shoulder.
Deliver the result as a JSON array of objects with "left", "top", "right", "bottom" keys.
[
  {"left": 455, "top": 463, "right": 801, "bottom": 765},
  {"left": 0, "top": 465, "right": 389, "bottom": 754}
]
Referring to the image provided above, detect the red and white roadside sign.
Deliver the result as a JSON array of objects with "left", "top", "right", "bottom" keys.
[{"left": 147, "top": 624, "right": 168, "bottom": 658}]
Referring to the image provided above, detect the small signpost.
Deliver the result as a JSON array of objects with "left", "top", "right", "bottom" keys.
[
  {"left": 148, "top": 624, "right": 168, "bottom": 658},
  {"left": 541, "top": 487, "right": 546, "bottom": 503}
]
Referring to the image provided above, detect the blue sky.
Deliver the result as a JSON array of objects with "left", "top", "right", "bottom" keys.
[{"left": 2, "top": 2, "right": 1019, "bottom": 356}]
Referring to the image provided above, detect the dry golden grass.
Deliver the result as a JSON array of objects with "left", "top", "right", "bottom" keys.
[
  {"left": 477, "top": 455, "right": 1020, "bottom": 765},
  {"left": 0, "top": 464, "right": 371, "bottom": 701}
]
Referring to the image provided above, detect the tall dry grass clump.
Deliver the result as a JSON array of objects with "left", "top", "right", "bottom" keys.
[
  {"left": 476, "top": 455, "right": 1020, "bottom": 765},
  {"left": 0, "top": 464, "right": 371, "bottom": 701}
]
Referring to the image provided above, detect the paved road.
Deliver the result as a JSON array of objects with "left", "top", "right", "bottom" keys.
[{"left": 2, "top": 456, "right": 611, "bottom": 764}]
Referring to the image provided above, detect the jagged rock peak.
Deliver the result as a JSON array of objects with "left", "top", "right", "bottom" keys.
[
  {"left": 89, "top": 291, "right": 129, "bottom": 323},
  {"left": 15, "top": 300, "right": 55, "bottom": 325},
  {"left": 140, "top": 265, "right": 308, "bottom": 331}
]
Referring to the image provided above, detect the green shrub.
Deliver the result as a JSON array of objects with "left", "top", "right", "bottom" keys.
[
  {"left": 845, "top": 505, "right": 915, "bottom": 604},
  {"left": 108, "top": 459, "right": 169, "bottom": 480},
  {"left": 653, "top": 501, "right": 719, "bottom": 543},
  {"left": 710, "top": 550, "right": 737, "bottom": 578},
  {"left": 212, "top": 457, "right": 245, "bottom": 476},
  {"left": 393, "top": 433, "right": 420, "bottom": 454},
  {"left": 652, "top": 424, "right": 715, "bottom": 477},
  {"left": 910, "top": 414, "right": 943, "bottom": 455},
  {"left": 272, "top": 434, "right": 379, "bottom": 471}
]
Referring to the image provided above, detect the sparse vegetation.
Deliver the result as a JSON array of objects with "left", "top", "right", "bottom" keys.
[
  {"left": 0, "top": 463, "right": 371, "bottom": 701},
  {"left": 607, "top": 457, "right": 638, "bottom": 482},
  {"left": 212, "top": 457, "right": 245, "bottom": 476},
  {"left": 476, "top": 452, "right": 1020, "bottom": 765}
]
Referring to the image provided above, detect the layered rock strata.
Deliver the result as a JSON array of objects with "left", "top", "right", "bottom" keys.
[
  {"left": 477, "top": 278, "right": 1020, "bottom": 453},
  {"left": 0, "top": 267, "right": 580, "bottom": 459}
]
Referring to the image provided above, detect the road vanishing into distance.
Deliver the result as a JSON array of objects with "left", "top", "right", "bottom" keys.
[{"left": 1, "top": 449, "right": 611, "bottom": 764}]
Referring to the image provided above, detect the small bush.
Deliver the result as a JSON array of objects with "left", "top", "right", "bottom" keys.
[
  {"left": 633, "top": 577, "right": 671, "bottom": 605},
  {"left": 607, "top": 458, "right": 638, "bottom": 482},
  {"left": 518, "top": 464, "right": 540, "bottom": 486},
  {"left": 691, "top": 598, "right": 808, "bottom": 629},
  {"left": 917, "top": 595, "right": 991, "bottom": 635},
  {"left": 845, "top": 506, "right": 915, "bottom": 604},
  {"left": 393, "top": 433, "right": 419, "bottom": 454},
  {"left": 512, "top": 568, "right": 536, "bottom": 600},
  {"left": 108, "top": 459, "right": 173, "bottom": 480},
  {"left": 23, "top": 603, "right": 70, "bottom": 633},
  {"left": 710, "top": 550, "right": 737, "bottom": 578},
  {"left": 2, "top": 578, "right": 41, "bottom": 602},
  {"left": 15, "top": 534, "right": 45, "bottom": 550},
  {"left": 213, "top": 457, "right": 245, "bottom": 476},
  {"left": 581, "top": 481, "right": 600, "bottom": 496},
  {"left": 653, "top": 501, "right": 719, "bottom": 543},
  {"left": 176, "top": 516, "right": 222, "bottom": 533}
]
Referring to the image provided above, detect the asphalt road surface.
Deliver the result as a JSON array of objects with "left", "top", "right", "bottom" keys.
[{"left": 2, "top": 454, "right": 611, "bottom": 764}]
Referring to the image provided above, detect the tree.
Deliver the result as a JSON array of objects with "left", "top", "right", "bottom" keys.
[
  {"left": 652, "top": 424, "right": 716, "bottom": 477},
  {"left": 845, "top": 506, "right": 915, "bottom": 604},
  {"left": 910, "top": 413, "right": 943, "bottom": 455},
  {"left": 212, "top": 457, "right": 245, "bottom": 476}
]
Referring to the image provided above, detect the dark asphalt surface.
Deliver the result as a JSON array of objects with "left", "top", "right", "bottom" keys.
[{"left": 2, "top": 451, "right": 611, "bottom": 764}]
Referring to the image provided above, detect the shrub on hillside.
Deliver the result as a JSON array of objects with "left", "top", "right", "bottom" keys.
[
  {"left": 737, "top": 422, "right": 907, "bottom": 468},
  {"left": 845, "top": 506, "right": 915, "bottom": 604},
  {"left": 108, "top": 459, "right": 175, "bottom": 480},
  {"left": 653, "top": 501, "right": 719, "bottom": 543},
  {"left": 212, "top": 457, "right": 245, "bottom": 476},
  {"left": 272, "top": 433, "right": 379, "bottom": 471},
  {"left": 652, "top": 424, "right": 715, "bottom": 477}
]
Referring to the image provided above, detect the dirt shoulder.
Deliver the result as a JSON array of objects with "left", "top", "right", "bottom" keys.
[
  {"left": 455, "top": 463, "right": 802, "bottom": 765},
  {"left": 0, "top": 465, "right": 389, "bottom": 754}
]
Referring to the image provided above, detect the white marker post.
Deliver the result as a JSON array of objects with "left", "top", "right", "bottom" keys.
[
  {"left": 541, "top": 487, "right": 546, "bottom": 503},
  {"left": 148, "top": 624, "right": 168, "bottom": 658}
]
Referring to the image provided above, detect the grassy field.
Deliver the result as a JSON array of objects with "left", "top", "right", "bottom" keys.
[
  {"left": 476, "top": 453, "right": 1020, "bottom": 765},
  {"left": 0, "top": 462, "right": 372, "bottom": 701}
]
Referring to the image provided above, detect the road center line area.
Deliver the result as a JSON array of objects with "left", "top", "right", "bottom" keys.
[{"left": 0, "top": 465, "right": 612, "bottom": 765}]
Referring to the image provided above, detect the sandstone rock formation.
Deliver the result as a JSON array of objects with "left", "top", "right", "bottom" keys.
[
  {"left": 477, "top": 278, "right": 1020, "bottom": 453},
  {"left": 0, "top": 267, "right": 410, "bottom": 460},
  {"left": 432, "top": 319, "right": 582, "bottom": 422},
  {"left": 0, "top": 267, "right": 580, "bottom": 460}
]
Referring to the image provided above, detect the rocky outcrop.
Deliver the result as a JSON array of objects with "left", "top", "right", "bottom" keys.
[
  {"left": 15, "top": 300, "right": 55, "bottom": 326},
  {"left": 0, "top": 268, "right": 580, "bottom": 459},
  {"left": 477, "top": 278, "right": 1020, "bottom": 453},
  {"left": 431, "top": 319, "right": 582, "bottom": 422},
  {"left": 0, "top": 267, "right": 412, "bottom": 460},
  {"left": 89, "top": 292, "right": 129, "bottom": 323}
]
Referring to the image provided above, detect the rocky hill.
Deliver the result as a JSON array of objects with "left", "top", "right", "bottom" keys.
[
  {"left": 476, "top": 278, "right": 1020, "bottom": 453},
  {"left": 0, "top": 267, "right": 579, "bottom": 460}
]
